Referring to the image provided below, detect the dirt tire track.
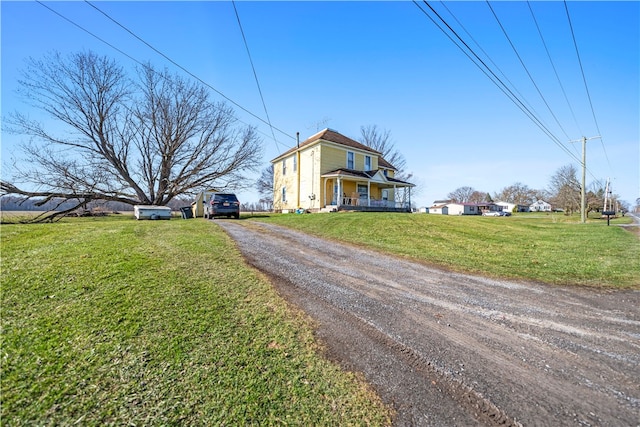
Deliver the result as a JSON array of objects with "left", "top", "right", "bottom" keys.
[{"left": 217, "top": 220, "right": 640, "bottom": 426}]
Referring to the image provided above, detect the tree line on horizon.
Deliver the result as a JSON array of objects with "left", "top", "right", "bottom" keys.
[{"left": 445, "top": 164, "right": 630, "bottom": 214}]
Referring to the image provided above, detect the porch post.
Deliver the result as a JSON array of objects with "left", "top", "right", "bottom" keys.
[
  {"left": 337, "top": 177, "right": 342, "bottom": 207},
  {"left": 367, "top": 181, "right": 371, "bottom": 207},
  {"left": 322, "top": 177, "right": 327, "bottom": 207},
  {"left": 394, "top": 184, "right": 397, "bottom": 208}
]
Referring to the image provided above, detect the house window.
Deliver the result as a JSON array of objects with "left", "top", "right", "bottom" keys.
[
  {"left": 383, "top": 169, "right": 388, "bottom": 177},
  {"left": 282, "top": 159, "right": 287, "bottom": 175},
  {"left": 347, "top": 151, "right": 354, "bottom": 169},
  {"left": 365, "top": 155, "right": 371, "bottom": 170},
  {"left": 357, "top": 184, "right": 368, "bottom": 198},
  {"left": 281, "top": 186, "right": 286, "bottom": 202},
  {"left": 293, "top": 155, "right": 297, "bottom": 172}
]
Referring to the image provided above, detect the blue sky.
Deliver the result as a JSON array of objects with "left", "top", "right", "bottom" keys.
[{"left": 2, "top": 1, "right": 638, "bottom": 208}]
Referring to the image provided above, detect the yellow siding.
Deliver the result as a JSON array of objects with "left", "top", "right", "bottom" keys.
[
  {"left": 355, "top": 153, "right": 378, "bottom": 171},
  {"left": 370, "top": 186, "right": 381, "bottom": 200},
  {"left": 273, "top": 158, "right": 297, "bottom": 211},
  {"left": 318, "top": 144, "right": 381, "bottom": 172},
  {"left": 342, "top": 182, "right": 356, "bottom": 198},
  {"left": 319, "top": 145, "right": 347, "bottom": 173},
  {"left": 298, "top": 146, "right": 321, "bottom": 210}
]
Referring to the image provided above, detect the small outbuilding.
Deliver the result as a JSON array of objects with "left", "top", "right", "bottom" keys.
[
  {"left": 191, "top": 189, "right": 219, "bottom": 218},
  {"left": 428, "top": 203, "right": 449, "bottom": 215}
]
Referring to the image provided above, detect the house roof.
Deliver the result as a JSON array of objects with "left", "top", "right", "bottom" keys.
[
  {"left": 271, "top": 128, "right": 382, "bottom": 162},
  {"left": 320, "top": 168, "right": 414, "bottom": 187},
  {"left": 320, "top": 168, "right": 372, "bottom": 180},
  {"left": 377, "top": 157, "right": 396, "bottom": 170},
  {"left": 385, "top": 175, "right": 414, "bottom": 186}
]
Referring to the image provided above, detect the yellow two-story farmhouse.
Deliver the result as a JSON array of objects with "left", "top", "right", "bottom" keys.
[{"left": 271, "top": 128, "right": 414, "bottom": 212}]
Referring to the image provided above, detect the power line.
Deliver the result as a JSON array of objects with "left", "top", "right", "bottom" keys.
[
  {"left": 231, "top": 0, "right": 283, "bottom": 153},
  {"left": 81, "top": 0, "right": 295, "bottom": 144},
  {"left": 564, "top": 1, "right": 613, "bottom": 173},
  {"left": 527, "top": 1, "right": 583, "bottom": 140},
  {"left": 412, "top": 1, "right": 581, "bottom": 165},
  {"left": 486, "top": 1, "right": 572, "bottom": 142},
  {"left": 35, "top": 0, "right": 289, "bottom": 144},
  {"left": 438, "top": 1, "right": 544, "bottom": 128}
]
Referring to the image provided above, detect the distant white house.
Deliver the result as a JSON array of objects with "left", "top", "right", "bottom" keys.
[
  {"left": 496, "top": 201, "right": 530, "bottom": 213},
  {"left": 428, "top": 201, "right": 505, "bottom": 215},
  {"left": 530, "top": 200, "right": 552, "bottom": 212},
  {"left": 447, "top": 203, "right": 480, "bottom": 216}
]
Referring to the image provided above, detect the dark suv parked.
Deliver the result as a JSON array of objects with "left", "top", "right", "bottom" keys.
[{"left": 204, "top": 193, "right": 240, "bottom": 219}]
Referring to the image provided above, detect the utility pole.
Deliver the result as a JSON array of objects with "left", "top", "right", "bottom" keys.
[
  {"left": 603, "top": 178, "right": 611, "bottom": 213},
  {"left": 570, "top": 135, "right": 601, "bottom": 223}
]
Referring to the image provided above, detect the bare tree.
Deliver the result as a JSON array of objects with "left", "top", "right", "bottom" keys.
[
  {"left": 468, "top": 191, "right": 489, "bottom": 204},
  {"left": 358, "top": 125, "right": 407, "bottom": 179},
  {"left": 2, "top": 51, "right": 262, "bottom": 221},
  {"left": 255, "top": 164, "right": 274, "bottom": 210},
  {"left": 547, "top": 164, "right": 581, "bottom": 214},
  {"left": 447, "top": 186, "right": 476, "bottom": 203},
  {"left": 493, "top": 182, "right": 539, "bottom": 205}
]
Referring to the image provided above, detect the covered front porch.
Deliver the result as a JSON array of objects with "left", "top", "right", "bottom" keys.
[{"left": 321, "top": 169, "right": 414, "bottom": 213}]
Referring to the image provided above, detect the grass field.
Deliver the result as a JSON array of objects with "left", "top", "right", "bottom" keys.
[
  {"left": 2, "top": 211, "right": 638, "bottom": 424},
  {"left": 253, "top": 212, "right": 640, "bottom": 288},
  {"left": 1, "top": 217, "right": 391, "bottom": 425}
]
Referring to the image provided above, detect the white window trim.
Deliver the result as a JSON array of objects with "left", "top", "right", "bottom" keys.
[
  {"left": 281, "top": 186, "right": 287, "bottom": 202},
  {"left": 365, "top": 155, "right": 371, "bottom": 170},
  {"left": 346, "top": 151, "right": 354, "bottom": 169}
]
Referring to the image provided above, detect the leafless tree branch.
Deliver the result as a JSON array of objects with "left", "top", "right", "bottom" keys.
[{"left": 3, "top": 51, "right": 263, "bottom": 221}]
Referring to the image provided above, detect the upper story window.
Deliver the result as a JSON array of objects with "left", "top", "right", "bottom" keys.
[
  {"left": 365, "top": 155, "right": 371, "bottom": 170},
  {"left": 383, "top": 169, "right": 388, "bottom": 177},
  {"left": 282, "top": 159, "right": 287, "bottom": 175},
  {"left": 347, "top": 151, "right": 354, "bottom": 169}
]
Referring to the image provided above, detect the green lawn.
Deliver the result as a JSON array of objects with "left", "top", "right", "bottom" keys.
[
  {"left": 251, "top": 212, "right": 639, "bottom": 288},
  {"left": 1, "top": 217, "right": 391, "bottom": 425},
  {"left": 2, "top": 211, "right": 637, "bottom": 424}
]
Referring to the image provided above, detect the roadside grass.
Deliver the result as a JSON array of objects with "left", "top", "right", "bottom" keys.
[
  {"left": 251, "top": 212, "right": 639, "bottom": 288},
  {"left": 1, "top": 217, "right": 391, "bottom": 425}
]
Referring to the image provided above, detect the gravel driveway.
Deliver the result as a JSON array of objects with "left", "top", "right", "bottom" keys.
[{"left": 217, "top": 220, "right": 639, "bottom": 426}]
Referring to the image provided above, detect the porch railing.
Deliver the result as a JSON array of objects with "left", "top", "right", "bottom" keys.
[{"left": 339, "top": 196, "right": 409, "bottom": 210}]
